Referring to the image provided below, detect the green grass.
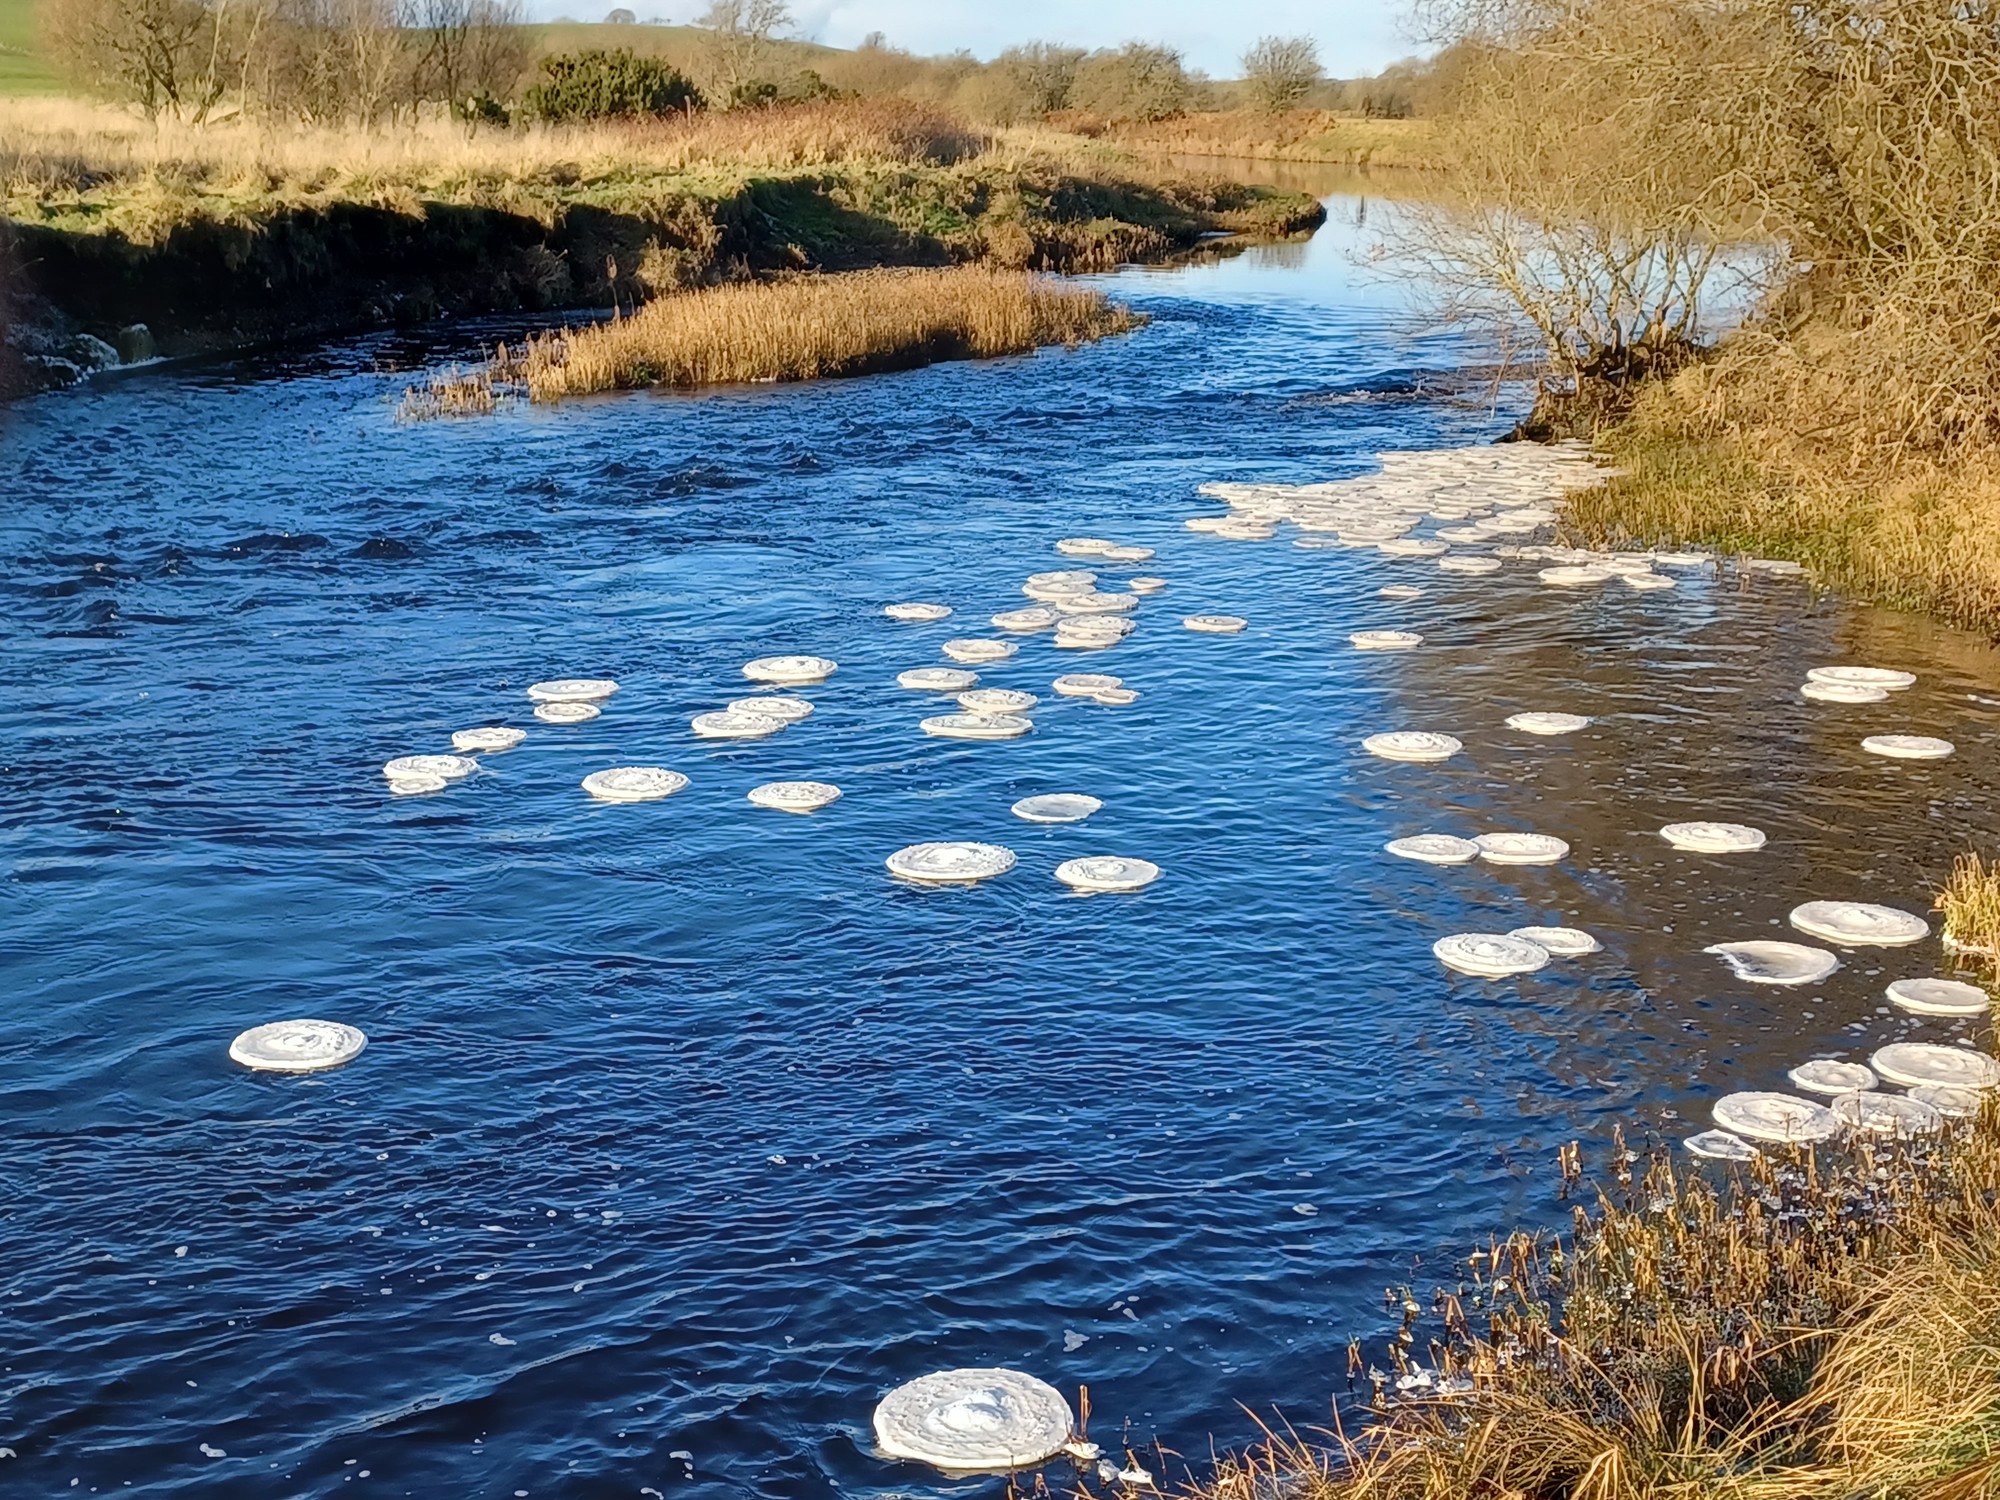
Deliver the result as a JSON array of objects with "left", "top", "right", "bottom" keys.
[{"left": 0, "top": 0, "right": 61, "bottom": 96}]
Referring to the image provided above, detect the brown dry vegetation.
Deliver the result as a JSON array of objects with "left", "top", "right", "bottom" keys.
[
  {"left": 1153, "top": 1095, "right": 2000, "bottom": 1500},
  {"left": 1095, "top": 111, "right": 1436, "bottom": 170},
  {"left": 1394, "top": 0, "right": 2000, "bottom": 633},
  {"left": 402, "top": 266, "right": 1140, "bottom": 414},
  {"left": 0, "top": 96, "right": 1317, "bottom": 366}
]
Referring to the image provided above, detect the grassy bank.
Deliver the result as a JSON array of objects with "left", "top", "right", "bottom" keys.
[
  {"left": 0, "top": 98, "right": 1320, "bottom": 378},
  {"left": 403, "top": 266, "right": 1140, "bottom": 415},
  {"left": 1096, "top": 111, "right": 1437, "bottom": 170},
  {"left": 1559, "top": 377, "right": 2000, "bottom": 635},
  {"left": 1143, "top": 862, "right": 2000, "bottom": 1500}
]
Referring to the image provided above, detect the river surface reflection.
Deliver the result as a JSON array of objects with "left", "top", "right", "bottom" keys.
[{"left": 2, "top": 193, "right": 1996, "bottom": 1498}]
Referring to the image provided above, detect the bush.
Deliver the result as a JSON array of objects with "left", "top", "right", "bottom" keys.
[
  {"left": 524, "top": 49, "right": 703, "bottom": 122},
  {"left": 1070, "top": 43, "right": 1192, "bottom": 124},
  {"left": 1241, "top": 35, "right": 1319, "bottom": 113}
]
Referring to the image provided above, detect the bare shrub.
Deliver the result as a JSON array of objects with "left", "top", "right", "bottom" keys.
[{"left": 1240, "top": 35, "right": 1319, "bottom": 114}]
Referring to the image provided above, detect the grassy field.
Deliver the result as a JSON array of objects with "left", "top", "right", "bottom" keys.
[{"left": 0, "top": 0, "right": 61, "bottom": 96}]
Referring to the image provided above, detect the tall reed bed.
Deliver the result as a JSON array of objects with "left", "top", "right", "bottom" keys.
[{"left": 402, "top": 266, "right": 1140, "bottom": 415}]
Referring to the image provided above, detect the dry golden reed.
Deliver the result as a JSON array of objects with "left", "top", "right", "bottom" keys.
[{"left": 402, "top": 266, "right": 1141, "bottom": 415}]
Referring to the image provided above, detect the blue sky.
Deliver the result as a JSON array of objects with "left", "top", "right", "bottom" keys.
[{"left": 541, "top": 0, "right": 1424, "bottom": 79}]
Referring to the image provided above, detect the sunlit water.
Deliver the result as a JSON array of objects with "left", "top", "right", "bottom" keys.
[{"left": 4, "top": 190, "right": 1998, "bottom": 1498}]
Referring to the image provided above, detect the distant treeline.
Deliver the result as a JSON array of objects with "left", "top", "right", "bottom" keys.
[{"left": 37, "top": 0, "right": 1458, "bottom": 125}]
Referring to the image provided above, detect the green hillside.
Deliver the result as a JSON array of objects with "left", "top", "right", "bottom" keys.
[{"left": 0, "top": 0, "right": 61, "bottom": 94}]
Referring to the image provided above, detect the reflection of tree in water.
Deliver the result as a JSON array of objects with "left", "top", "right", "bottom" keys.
[{"left": 1355, "top": 563, "right": 2000, "bottom": 1134}]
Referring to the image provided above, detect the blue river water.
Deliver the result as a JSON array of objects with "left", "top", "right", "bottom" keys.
[{"left": 3, "top": 188, "right": 1998, "bottom": 1498}]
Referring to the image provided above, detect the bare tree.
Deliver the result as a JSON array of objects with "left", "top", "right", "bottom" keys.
[
  {"left": 993, "top": 41, "right": 1084, "bottom": 116},
  {"left": 42, "top": 0, "right": 231, "bottom": 119},
  {"left": 407, "top": 0, "right": 528, "bottom": 112},
  {"left": 1241, "top": 34, "right": 1319, "bottom": 113},
  {"left": 696, "top": 0, "right": 790, "bottom": 101},
  {"left": 1070, "top": 42, "right": 1191, "bottom": 123}
]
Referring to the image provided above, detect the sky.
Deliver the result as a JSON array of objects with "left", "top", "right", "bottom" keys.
[{"left": 542, "top": 0, "right": 1425, "bottom": 79}]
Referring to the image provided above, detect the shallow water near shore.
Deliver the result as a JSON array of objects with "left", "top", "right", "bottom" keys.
[{"left": 4, "top": 194, "right": 1999, "bottom": 1497}]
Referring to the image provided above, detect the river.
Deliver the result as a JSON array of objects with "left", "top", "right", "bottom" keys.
[{"left": 3, "top": 176, "right": 1996, "bottom": 1497}]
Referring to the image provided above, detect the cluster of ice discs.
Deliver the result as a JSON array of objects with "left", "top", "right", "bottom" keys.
[
  {"left": 1796, "top": 665, "right": 1956, "bottom": 760},
  {"left": 1686, "top": 898, "right": 1996, "bottom": 1159}
]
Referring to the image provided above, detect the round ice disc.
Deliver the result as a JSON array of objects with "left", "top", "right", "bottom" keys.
[
  {"left": 452, "top": 727, "right": 526, "bottom": 753},
  {"left": 1026, "top": 570, "right": 1096, "bottom": 591},
  {"left": 743, "top": 655, "right": 837, "bottom": 685},
  {"left": 1801, "top": 680, "right": 1888, "bottom": 704},
  {"left": 1870, "top": 1042, "right": 2000, "bottom": 1091},
  {"left": 1055, "top": 856, "right": 1161, "bottom": 893},
  {"left": 1474, "top": 832, "right": 1570, "bottom": 865},
  {"left": 1363, "top": 731, "right": 1462, "bottom": 763},
  {"left": 991, "top": 607, "right": 1059, "bottom": 632},
  {"left": 1809, "top": 666, "right": 1916, "bottom": 691},
  {"left": 1350, "top": 630, "right": 1424, "bottom": 651},
  {"left": 1711, "top": 1091, "right": 1840, "bottom": 1144},
  {"left": 1183, "top": 615, "right": 1247, "bottom": 634},
  {"left": 1831, "top": 1090, "right": 1943, "bottom": 1137},
  {"left": 1539, "top": 565, "right": 1610, "bottom": 586},
  {"left": 1053, "top": 592, "right": 1136, "bottom": 615},
  {"left": 1909, "top": 1084, "right": 1985, "bottom": 1118},
  {"left": 582, "top": 766, "right": 689, "bottom": 802},
  {"left": 1012, "top": 793, "right": 1102, "bottom": 823},
  {"left": 885, "top": 602, "right": 952, "bottom": 622},
  {"left": 1052, "top": 674, "right": 1121, "bottom": 697},
  {"left": 1053, "top": 620, "right": 1132, "bottom": 648},
  {"left": 747, "top": 780, "right": 841, "bottom": 812},
  {"left": 1862, "top": 734, "right": 1954, "bottom": 760},
  {"left": 1380, "top": 538, "right": 1447, "bottom": 557},
  {"left": 1506, "top": 712, "right": 1590, "bottom": 735},
  {"left": 1621, "top": 572, "right": 1676, "bottom": 591},
  {"left": 383, "top": 754, "right": 477, "bottom": 781},
  {"left": 1102, "top": 545, "right": 1155, "bottom": 562},
  {"left": 1789, "top": 901, "right": 1929, "bottom": 947},
  {"left": 527, "top": 677, "right": 617, "bottom": 703},
  {"left": 1439, "top": 556, "right": 1502, "bottom": 575},
  {"left": 958, "top": 689, "right": 1038, "bottom": 715},
  {"left": 886, "top": 842, "right": 1017, "bottom": 885},
  {"left": 1683, "top": 1130, "right": 1759, "bottom": 1162},
  {"left": 729, "top": 696, "right": 813, "bottom": 722},
  {"left": 1093, "top": 687, "right": 1140, "bottom": 705},
  {"left": 1056, "top": 538, "right": 1115, "bottom": 557},
  {"left": 942, "top": 639, "right": 1017, "bottom": 664},
  {"left": 898, "top": 668, "right": 977, "bottom": 691},
  {"left": 1660, "top": 822, "right": 1766, "bottom": 853},
  {"left": 535, "top": 700, "right": 601, "bottom": 724},
  {"left": 387, "top": 772, "right": 446, "bottom": 796},
  {"left": 1128, "top": 577, "right": 1167, "bottom": 594},
  {"left": 1886, "top": 977, "right": 1991, "bottom": 1016},
  {"left": 692, "top": 710, "right": 786, "bottom": 740},
  {"left": 229, "top": 1018, "right": 367, "bottom": 1074},
  {"left": 1788, "top": 1059, "right": 1877, "bottom": 1096},
  {"left": 1386, "top": 834, "right": 1479, "bottom": 865},
  {"left": 1507, "top": 925, "right": 1599, "bottom": 955},
  {"left": 1433, "top": 933, "right": 1551, "bottom": 977},
  {"left": 921, "top": 713, "right": 1032, "bottom": 741},
  {"left": 872, "top": 1367, "right": 1073, "bottom": 1472},
  {"left": 1706, "top": 940, "right": 1840, "bottom": 986}
]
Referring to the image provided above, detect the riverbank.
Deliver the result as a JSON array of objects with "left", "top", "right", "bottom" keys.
[
  {"left": 0, "top": 98, "right": 1322, "bottom": 396},
  {"left": 1555, "top": 377, "right": 2000, "bottom": 637},
  {"left": 1148, "top": 863, "right": 2000, "bottom": 1500},
  {"left": 1091, "top": 112, "right": 1436, "bottom": 171}
]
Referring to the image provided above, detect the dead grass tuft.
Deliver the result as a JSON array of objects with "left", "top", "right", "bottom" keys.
[{"left": 402, "top": 266, "right": 1141, "bottom": 415}]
